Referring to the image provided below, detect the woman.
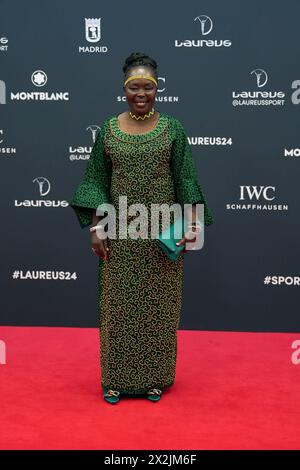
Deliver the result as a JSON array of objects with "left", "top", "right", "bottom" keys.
[{"left": 69, "top": 52, "right": 214, "bottom": 404}]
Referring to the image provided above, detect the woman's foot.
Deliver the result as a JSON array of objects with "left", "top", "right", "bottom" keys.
[
  {"left": 103, "top": 389, "right": 121, "bottom": 404},
  {"left": 146, "top": 388, "right": 163, "bottom": 402}
]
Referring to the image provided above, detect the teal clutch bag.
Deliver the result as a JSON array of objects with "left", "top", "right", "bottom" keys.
[{"left": 155, "top": 216, "right": 187, "bottom": 261}]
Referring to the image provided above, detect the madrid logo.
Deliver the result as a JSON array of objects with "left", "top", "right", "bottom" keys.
[
  {"left": 85, "top": 18, "right": 101, "bottom": 42},
  {"left": 78, "top": 18, "right": 108, "bottom": 53}
]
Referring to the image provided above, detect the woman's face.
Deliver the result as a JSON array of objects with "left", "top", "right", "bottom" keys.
[{"left": 123, "top": 66, "right": 157, "bottom": 116}]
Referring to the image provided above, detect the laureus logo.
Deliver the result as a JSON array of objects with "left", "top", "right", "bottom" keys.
[
  {"left": 33, "top": 177, "right": 51, "bottom": 196},
  {"left": 174, "top": 14, "right": 232, "bottom": 48},
  {"left": 232, "top": 68, "right": 285, "bottom": 107},
  {"left": 14, "top": 177, "right": 68, "bottom": 207},
  {"left": 68, "top": 125, "right": 101, "bottom": 161},
  {"left": 87, "top": 125, "right": 101, "bottom": 143},
  {"left": 194, "top": 15, "right": 213, "bottom": 35},
  {"left": 250, "top": 69, "right": 268, "bottom": 88}
]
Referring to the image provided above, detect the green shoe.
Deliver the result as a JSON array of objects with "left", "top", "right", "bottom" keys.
[
  {"left": 146, "top": 388, "right": 162, "bottom": 402},
  {"left": 103, "top": 389, "right": 121, "bottom": 404}
]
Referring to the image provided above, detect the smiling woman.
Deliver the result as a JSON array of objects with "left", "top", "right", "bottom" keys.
[{"left": 68, "top": 52, "right": 214, "bottom": 405}]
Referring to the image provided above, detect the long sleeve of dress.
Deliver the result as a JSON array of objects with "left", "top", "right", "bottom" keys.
[
  {"left": 170, "top": 118, "right": 214, "bottom": 226},
  {"left": 68, "top": 118, "right": 112, "bottom": 228}
]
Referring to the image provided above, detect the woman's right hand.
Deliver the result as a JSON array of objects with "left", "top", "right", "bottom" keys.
[{"left": 91, "top": 231, "right": 110, "bottom": 261}]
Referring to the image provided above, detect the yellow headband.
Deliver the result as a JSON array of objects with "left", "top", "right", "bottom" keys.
[{"left": 124, "top": 74, "right": 158, "bottom": 87}]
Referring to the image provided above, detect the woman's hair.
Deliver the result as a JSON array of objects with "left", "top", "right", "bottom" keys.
[{"left": 122, "top": 52, "right": 158, "bottom": 81}]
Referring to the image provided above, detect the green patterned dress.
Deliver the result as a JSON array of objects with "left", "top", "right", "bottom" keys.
[{"left": 69, "top": 112, "right": 214, "bottom": 396}]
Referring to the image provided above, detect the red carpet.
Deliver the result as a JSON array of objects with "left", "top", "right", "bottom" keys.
[{"left": 0, "top": 326, "right": 300, "bottom": 450}]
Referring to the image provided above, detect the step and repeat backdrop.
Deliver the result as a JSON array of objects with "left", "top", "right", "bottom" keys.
[{"left": 0, "top": 0, "right": 299, "bottom": 331}]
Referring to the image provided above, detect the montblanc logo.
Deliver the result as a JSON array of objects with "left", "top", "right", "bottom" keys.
[
  {"left": 78, "top": 18, "right": 108, "bottom": 54},
  {"left": 174, "top": 15, "right": 232, "bottom": 48},
  {"left": 31, "top": 70, "right": 48, "bottom": 87},
  {"left": 14, "top": 177, "right": 68, "bottom": 207},
  {"left": 226, "top": 185, "right": 288, "bottom": 212},
  {"left": 68, "top": 125, "right": 101, "bottom": 161},
  {"left": 0, "top": 36, "right": 8, "bottom": 52},
  {"left": 117, "top": 76, "right": 179, "bottom": 105},
  {"left": 0, "top": 129, "right": 17, "bottom": 156},
  {"left": 232, "top": 69, "right": 285, "bottom": 107},
  {"left": 0, "top": 71, "right": 70, "bottom": 103}
]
